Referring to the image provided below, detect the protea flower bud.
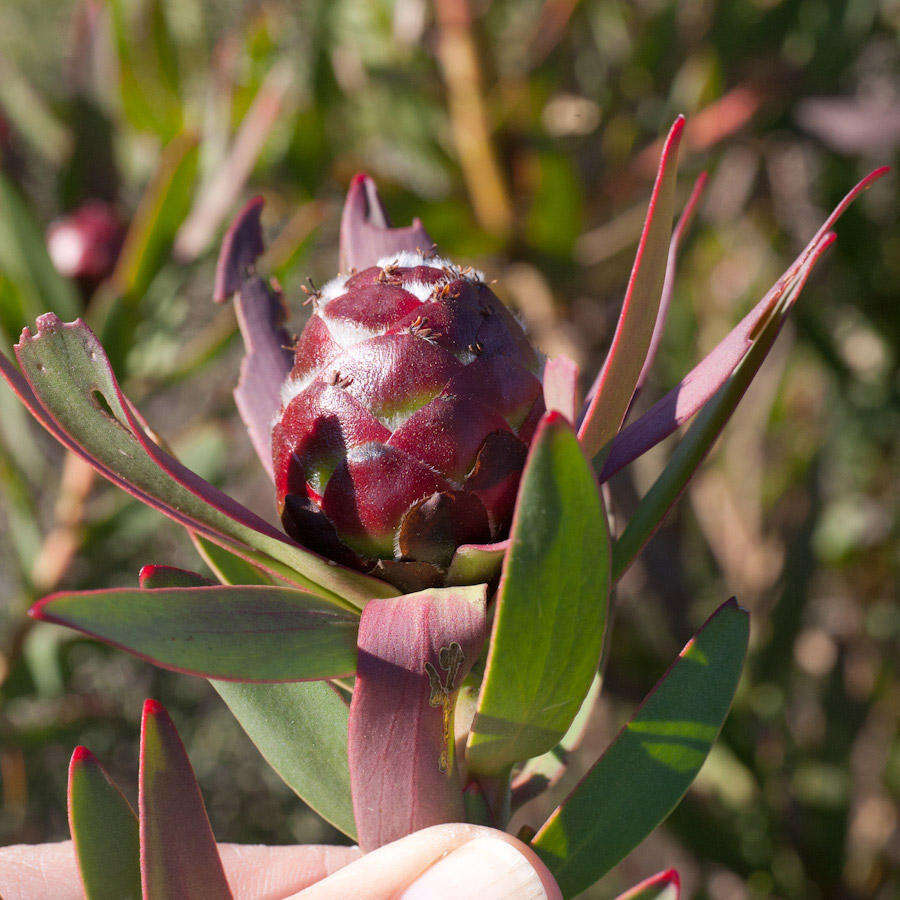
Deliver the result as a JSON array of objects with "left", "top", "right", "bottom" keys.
[
  {"left": 272, "top": 251, "right": 545, "bottom": 575},
  {"left": 46, "top": 200, "right": 123, "bottom": 285}
]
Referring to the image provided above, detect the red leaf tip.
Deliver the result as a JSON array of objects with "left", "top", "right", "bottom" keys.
[
  {"left": 142, "top": 698, "right": 167, "bottom": 718},
  {"left": 70, "top": 745, "right": 95, "bottom": 766},
  {"left": 351, "top": 171, "right": 371, "bottom": 186}
]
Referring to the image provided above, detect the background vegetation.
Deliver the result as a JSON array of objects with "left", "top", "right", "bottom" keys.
[{"left": 0, "top": 0, "right": 896, "bottom": 896}]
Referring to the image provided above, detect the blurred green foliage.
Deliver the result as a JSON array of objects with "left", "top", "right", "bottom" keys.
[{"left": 0, "top": 0, "right": 896, "bottom": 897}]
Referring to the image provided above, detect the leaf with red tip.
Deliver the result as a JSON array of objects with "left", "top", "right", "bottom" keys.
[
  {"left": 466, "top": 412, "right": 610, "bottom": 776},
  {"left": 611, "top": 232, "right": 835, "bottom": 582},
  {"left": 578, "top": 117, "right": 685, "bottom": 460},
  {"left": 532, "top": 599, "right": 749, "bottom": 897},
  {"left": 599, "top": 166, "right": 890, "bottom": 482},
  {"left": 32, "top": 585, "right": 360, "bottom": 682},
  {"left": 542, "top": 355, "right": 581, "bottom": 423},
  {"left": 616, "top": 869, "right": 681, "bottom": 900},
  {"left": 7, "top": 314, "right": 395, "bottom": 607},
  {"left": 214, "top": 197, "right": 293, "bottom": 476},
  {"left": 631, "top": 171, "right": 708, "bottom": 403},
  {"left": 139, "top": 565, "right": 213, "bottom": 589},
  {"left": 140, "top": 699, "right": 232, "bottom": 899},
  {"left": 339, "top": 173, "right": 434, "bottom": 271},
  {"left": 68, "top": 746, "right": 141, "bottom": 899},
  {"left": 348, "top": 585, "right": 487, "bottom": 850}
]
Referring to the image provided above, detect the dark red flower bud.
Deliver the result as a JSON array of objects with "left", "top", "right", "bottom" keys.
[
  {"left": 46, "top": 201, "right": 124, "bottom": 284},
  {"left": 272, "top": 253, "right": 544, "bottom": 572}
]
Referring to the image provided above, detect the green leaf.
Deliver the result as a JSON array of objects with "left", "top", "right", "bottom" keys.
[
  {"left": 110, "top": 132, "right": 198, "bottom": 302},
  {"left": 531, "top": 599, "right": 749, "bottom": 898},
  {"left": 212, "top": 680, "right": 356, "bottom": 839},
  {"left": 13, "top": 315, "right": 396, "bottom": 607},
  {"left": 68, "top": 747, "right": 141, "bottom": 900},
  {"left": 108, "top": 0, "right": 183, "bottom": 140},
  {"left": 578, "top": 117, "right": 684, "bottom": 460},
  {"left": 32, "top": 585, "right": 359, "bottom": 682},
  {"left": 139, "top": 700, "right": 231, "bottom": 899},
  {"left": 191, "top": 532, "right": 277, "bottom": 586},
  {"left": 610, "top": 238, "right": 831, "bottom": 584},
  {"left": 0, "top": 172, "right": 80, "bottom": 334},
  {"left": 466, "top": 412, "right": 610, "bottom": 775},
  {"left": 186, "top": 533, "right": 357, "bottom": 839}
]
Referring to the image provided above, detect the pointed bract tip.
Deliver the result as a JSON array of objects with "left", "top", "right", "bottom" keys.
[
  {"left": 541, "top": 409, "right": 569, "bottom": 429},
  {"left": 70, "top": 745, "right": 95, "bottom": 767},
  {"left": 142, "top": 698, "right": 167, "bottom": 719},
  {"left": 351, "top": 171, "right": 371, "bottom": 186},
  {"left": 214, "top": 196, "right": 267, "bottom": 302}
]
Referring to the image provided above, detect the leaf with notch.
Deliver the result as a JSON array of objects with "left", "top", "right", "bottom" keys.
[{"left": 9, "top": 314, "right": 395, "bottom": 607}]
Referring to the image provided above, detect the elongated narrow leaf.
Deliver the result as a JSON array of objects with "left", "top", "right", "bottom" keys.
[
  {"left": 213, "top": 680, "right": 356, "bottom": 839},
  {"left": 108, "top": 133, "right": 198, "bottom": 303},
  {"left": 542, "top": 355, "right": 580, "bottom": 423},
  {"left": 616, "top": 869, "right": 680, "bottom": 900},
  {"left": 466, "top": 412, "right": 610, "bottom": 775},
  {"left": 600, "top": 166, "right": 889, "bottom": 482},
  {"left": 176, "top": 63, "right": 292, "bottom": 260},
  {"left": 213, "top": 197, "right": 293, "bottom": 476},
  {"left": 532, "top": 599, "right": 749, "bottom": 897},
  {"left": 0, "top": 172, "right": 80, "bottom": 330},
  {"left": 349, "top": 585, "right": 487, "bottom": 850},
  {"left": 139, "top": 700, "right": 232, "bottom": 899},
  {"left": 68, "top": 746, "right": 141, "bottom": 900},
  {"left": 339, "top": 173, "right": 434, "bottom": 271},
  {"left": 578, "top": 117, "right": 684, "bottom": 460},
  {"left": 9, "top": 314, "right": 396, "bottom": 606},
  {"left": 631, "top": 171, "right": 708, "bottom": 402},
  {"left": 611, "top": 233, "right": 834, "bottom": 583},
  {"left": 31, "top": 585, "right": 359, "bottom": 682},
  {"left": 189, "top": 532, "right": 357, "bottom": 838}
]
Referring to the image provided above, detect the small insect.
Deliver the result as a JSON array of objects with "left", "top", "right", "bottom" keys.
[
  {"left": 301, "top": 276, "right": 321, "bottom": 306},
  {"left": 377, "top": 261, "right": 401, "bottom": 284}
]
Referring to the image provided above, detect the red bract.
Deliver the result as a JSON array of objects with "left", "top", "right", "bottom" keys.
[{"left": 272, "top": 247, "right": 544, "bottom": 573}]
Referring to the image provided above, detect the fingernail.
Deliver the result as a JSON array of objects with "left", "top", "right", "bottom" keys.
[{"left": 400, "top": 836, "right": 548, "bottom": 899}]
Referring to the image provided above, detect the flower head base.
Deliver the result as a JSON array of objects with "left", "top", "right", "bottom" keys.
[{"left": 272, "top": 250, "right": 544, "bottom": 575}]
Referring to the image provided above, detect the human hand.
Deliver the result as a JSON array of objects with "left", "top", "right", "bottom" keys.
[{"left": 0, "top": 822, "right": 561, "bottom": 899}]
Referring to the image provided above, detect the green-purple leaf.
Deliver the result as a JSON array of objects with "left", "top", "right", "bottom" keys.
[
  {"left": 213, "top": 197, "right": 293, "bottom": 477},
  {"left": 348, "top": 585, "right": 487, "bottom": 850},
  {"left": 7, "top": 314, "right": 395, "bottom": 607},
  {"left": 578, "top": 116, "right": 684, "bottom": 460},
  {"left": 68, "top": 746, "right": 141, "bottom": 900},
  {"left": 31, "top": 585, "right": 360, "bottom": 682},
  {"left": 466, "top": 412, "right": 610, "bottom": 776},
  {"left": 531, "top": 599, "right": 749, "bottom": 898},
  {"left": 139, "top": 699, "right": 232, "bottom": 899},
  {"left": 610, "top": 232, "right": 835, "bottom": 583},
  {"left": 599, "top": 166, "right": 889, "bottom": 482}
]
